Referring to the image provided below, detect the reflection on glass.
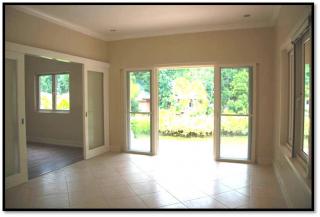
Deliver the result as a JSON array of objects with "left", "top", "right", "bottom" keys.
[
  {"left": 88, "top": 71, "right": 104, "bottom": 150},
  {"left": 129, "top": 71, "right": 151, "bottom": 113},
  {"left": 39, "top": 75, "right": 53, "bottom": 110},
  {"left": 129, "top": 113, "right": 151, "bottom": 152},
  {"left": 220, "top": 116, "right": 249, "bottom": 159},
  {"left": 221, "top": 68, "right": 249, "bottom": 115},
  {"left": 56, "top": 74, "right": 70, "bottom": 110},
  {"left": 5, "top": 59, "right": 20, "bottom": 177},
  {"left": 303, "top": 40, "right": 311, "bottom": 156}
]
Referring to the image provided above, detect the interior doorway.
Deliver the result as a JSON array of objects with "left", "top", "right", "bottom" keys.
[
  {"left": 157, "top": 67, "right": 214, "bottom": 160},
  {"left": 24, "top": 54, "right": 84, "bottom": 179}
]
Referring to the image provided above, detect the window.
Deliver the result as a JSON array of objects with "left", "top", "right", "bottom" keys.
[
  {"left": 287, "top": 49, "right": 294, "bottom": 148},
  {"left": 288, "top": 18, "right": 312, "bottom": 165},
  {"left": 38, "top": 73, "right": 70, "bottom": 111},
  {"left": 301, "top": 36, "right": 311, "bottom": 158}
]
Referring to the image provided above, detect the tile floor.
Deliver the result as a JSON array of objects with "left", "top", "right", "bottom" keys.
[{"left": 5, "top": 152, "right": 287, "bottom": 209}]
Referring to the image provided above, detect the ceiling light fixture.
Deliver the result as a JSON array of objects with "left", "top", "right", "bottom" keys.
[
  {"left": 109, "top": 29, "right": 117, "bottom": 32},
  {"left": 243, "top": 14, "right": 251, "bottom": 18}
]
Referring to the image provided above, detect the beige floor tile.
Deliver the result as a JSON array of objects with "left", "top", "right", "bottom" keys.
[
  {"left": 28, "top": 180, "right": 68, "bottom": 197},
  {"left": 31, "top": 193, "right": 69, "bottom": 208},
  {"left": 218, "top": 177, "right": 250, "bottom": 189},
  {"left": 106, "top": 196, "right": 147, "bottom": 208},
  {"left": 121, "top": 173, "right": 153, "bottom": 183},
  {"left": 213, "top": 191, "right": 249, "bottom": 208},
  {"left": 183, "top": 197, "right": 227, "bottom": 208},
  {"left": 161, "top": 203, "right": 187, "bottom": 208},
  {"left": 139, "top": 191, "right": 179, "bottom": 208},
  {"left": 68, "top": 189, "right": 109, "bottom": 208},
  {"left": 5, "top": 152, "right": 287, "bottom": 209},
  {"left": 5, "top": 185, "right": 32, "bottom": 209},
  {"left": 197, "top": 180, "right": 233, "bottom": 196},
  {"left": 97, "top": 175, "right": 127, "bottom": 187},
  {"left": 129, "top": 180, "right": 164, "bottom": 195},
  {"left": 67, "top": 179, "right": 100, "bottom": 193},
  {"left": 101, "top": 183, "right": 136, "bottom": 199},
  {"left": 168, "top": 187, "right": 207, "bottom": 201}
]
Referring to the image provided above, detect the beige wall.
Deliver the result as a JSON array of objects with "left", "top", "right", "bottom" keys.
[
  {"left": 5, "top": 7, "right": 109, "bottom": 62},
  {"left": 273, "top": 5, "right": 312, "bottom": 208},
  {"left": 108, "top": 28, "right": 275, "bottom": 164},
  {"left": 25, "top": 55, "right": 83, "bottom": 147}
]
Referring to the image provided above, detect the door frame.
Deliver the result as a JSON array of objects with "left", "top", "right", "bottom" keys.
[
  {"left": 5, "top": 42, "right": 109, "bottom": 187},
  {"left": 123, "top": 62, "right": 256, "bottom": 162},
  {"left": 83, "top": 64, "right": 110, "bottom": 159},
  {"left": 123, "top": 68, "right": 157, "bottom": 155},
  {"left": 5, "top": 51, "right": 28, "bottom": 189},
  {"left": 214, "top": 64, "right": 257, "bottom": 164}
]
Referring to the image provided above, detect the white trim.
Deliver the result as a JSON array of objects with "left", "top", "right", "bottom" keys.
[
  {"left": 273, "top": 162, "right": 292, "bottom": 208},
  {"left": 215, "top": 64, "right": 257, "bottom": 163},
  {"left": 12, "top": 5, "right": 278, "bottom": 42},
  {"left": 5, "top": 42, "right": 109, "bottom": 69},
  {"left": 85, "top": 145, "right": 108, "bottom": 159},
  {"left": 124, "top": 69, "right": 153, "bottom": 154},
  {"left": 5, "top": 51, "right": 28, "bottom": 189},
  {"left": 5, "top": 41, "right": 110, "bottom": 174},
  {"left": 27, "top": 136, "right": 82, "bottom": 148},
  {"left": 84, "top": 69, "right": 109, "bottom": 159}
]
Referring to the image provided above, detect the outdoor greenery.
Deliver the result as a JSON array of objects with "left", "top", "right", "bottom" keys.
[
  {"left": 39, "top": 73, "right": 70, "bottom": 110},
  {"left": 130, "top": 67, "right": 250, "bottom": 138}
]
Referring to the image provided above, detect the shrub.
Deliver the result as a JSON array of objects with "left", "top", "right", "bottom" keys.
[
  {"left": 159, "top": 109, "right": 248, "bottom": 137},
  {"left": 130, "top": 115, "right": 150, "bottom": 137}
]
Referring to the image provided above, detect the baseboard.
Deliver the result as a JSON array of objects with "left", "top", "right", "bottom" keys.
[
  {"left": 27, "top": 136, "right": 83, "bottom": 148},
  {"left": 273, "top": 162, "right": 293, "bottom": 208}
]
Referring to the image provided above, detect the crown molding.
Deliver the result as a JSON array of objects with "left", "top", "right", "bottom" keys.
[
  {"left": 11, "top": 5, "right": 110, "bottom": 42},
  {"left": 10, "top": 5, "right": 278, "bottom": 42}
]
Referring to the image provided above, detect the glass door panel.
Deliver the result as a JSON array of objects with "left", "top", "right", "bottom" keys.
[
  {"left": 88, "top": 71, "right": 104, "bottom": 150},
  {"left": 128, "top": 71, "right": 152, "bottom": 153},
  {"left": 5, "top": 58, "right": 20, "bottom": 177},
  {"left": 219, "top": 67, "right": 252, "bottom": 161},
  {"left": 302, "top": 39, "right": 311, "bottom": 156}
]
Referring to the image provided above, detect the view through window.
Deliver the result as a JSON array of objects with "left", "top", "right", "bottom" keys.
[{"left": 38, "top": 73, "right": 70, "bottom": 111}]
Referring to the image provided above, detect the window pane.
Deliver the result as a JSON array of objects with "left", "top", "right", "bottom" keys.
[
  {"left": 39, "top": 75, "right": 53, "bottom": 110},
  {"left": 88, "top": 71, "right": 104, "bottom": 150},
  {"left": 303, "top": 40, "right": 311, "bottom": 156},
  {"left": 221, "top": 68, "right": 249, "bottom": 115},
  {"left": 220, "top": 115, "right": 249, "bottom": 160},
  {"left": 56, "top": 74, "right": 70, "bottom": 110},
  {"left": 129, "top": 71, "right": 151, "bottom": 113},
  {"left": 129, "top": 113, "right": 151, "bottom": 152}
]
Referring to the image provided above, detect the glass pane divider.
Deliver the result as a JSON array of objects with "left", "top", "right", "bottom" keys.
[
  {"left": 221, "top": 114, "right": 252, "bottom": 116},
  {"left": 129, "top": 112, "right": 152, "bottom": 114}
]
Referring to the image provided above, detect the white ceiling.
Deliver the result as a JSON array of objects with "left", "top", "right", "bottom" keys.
[{"left": 13, "top": 5, "right": 281, "bottom": 41}]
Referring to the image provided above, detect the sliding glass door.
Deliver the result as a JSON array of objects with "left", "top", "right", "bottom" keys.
[
  {"left": 127, "top": 70, "right": 152, "bottom": 154},
  {"left": 216, "top": 67, "right": 253, "bottom": 161}
]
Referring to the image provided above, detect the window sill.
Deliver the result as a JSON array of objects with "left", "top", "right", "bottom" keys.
[
  {"left": 38, "top": 110, "right": 70, "bottom": 114},
  {"left": 280, "top": 144, "right": 312, "bottom": 191}
]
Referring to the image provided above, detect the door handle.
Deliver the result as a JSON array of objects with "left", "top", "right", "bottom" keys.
[{"left": 21, "top": 118, "right": 24, "bottom": 125}]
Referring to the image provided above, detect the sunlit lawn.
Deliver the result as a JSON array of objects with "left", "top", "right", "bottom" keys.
[{"left": 130, "top": 134, "right": 248, "bottom": 159}]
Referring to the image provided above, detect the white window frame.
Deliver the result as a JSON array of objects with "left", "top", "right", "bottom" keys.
[
  {"left": 290, "top": 17, "right": 312, "bottom": 173},
  {"left": 287, "top": 48, "right": 294, "bottom": 149},
  {"left": 214, "top": 65, "right": 256, "bottom": 163},
  {"left": 124, "top": 68, "right": 156, "bottom": 155},
  {"left": 37, "top": 72, "right": 70, "bottom": 112}
]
